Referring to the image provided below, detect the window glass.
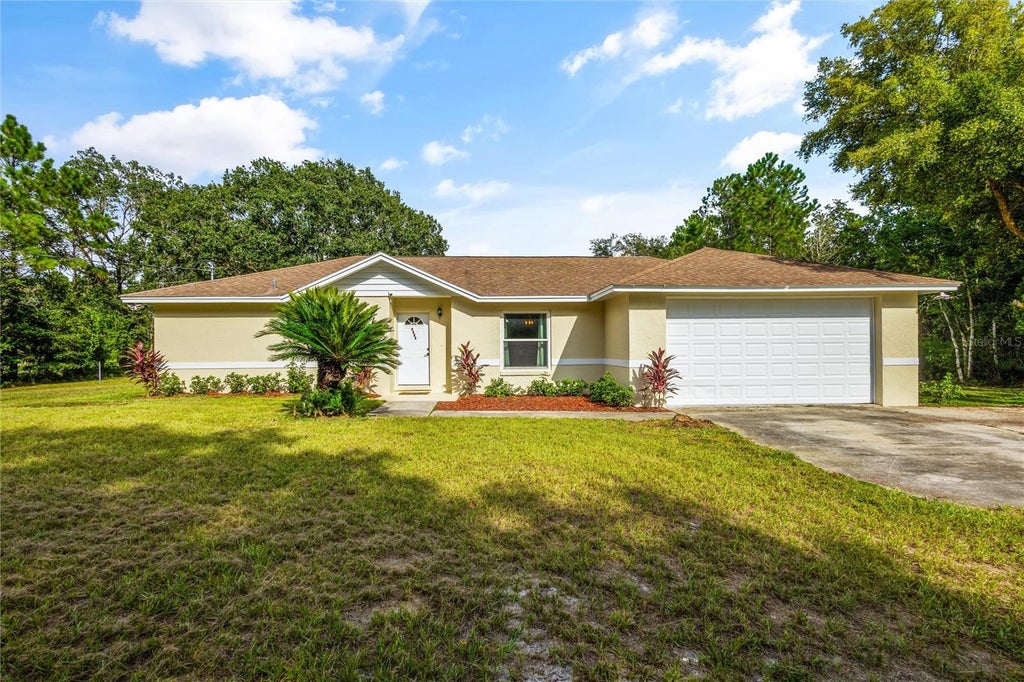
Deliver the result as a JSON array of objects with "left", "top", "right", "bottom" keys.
[{"left": 503, "top": 314, "right": 548, "bottom": 368}]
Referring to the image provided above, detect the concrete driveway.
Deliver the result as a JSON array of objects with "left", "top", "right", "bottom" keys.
[{"left": 683, "top": 405, "right": 1024, "bottom": 507}]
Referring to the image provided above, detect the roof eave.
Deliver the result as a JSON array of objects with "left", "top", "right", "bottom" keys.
[{"left": 588, "top": 283, "right": 960, "bottom": 300}]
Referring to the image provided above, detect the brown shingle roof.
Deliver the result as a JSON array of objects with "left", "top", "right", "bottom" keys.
[
  {"left": 122, "top": 248, "right": 957, "bottom": 300},
  {"left": 615, "top": 248, "right": 959, "bottom": 289}
]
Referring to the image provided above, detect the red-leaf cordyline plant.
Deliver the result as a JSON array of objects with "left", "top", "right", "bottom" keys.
[
  {"left": 352, "top": 367, "right": 377, "bottom": 394},
  {"left": 639, "top": 347, "right": 681, "bottom": 408},
  {"left": 123, "top": 341, "right": 168, "bottom": 396},
  {"left": 452, "top": 341, "right": 485, "bottom": 395}
]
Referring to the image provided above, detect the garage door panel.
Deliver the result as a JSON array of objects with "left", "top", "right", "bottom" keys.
[{"left": 666, "top": 298, "right": 872, "bottom": 406}]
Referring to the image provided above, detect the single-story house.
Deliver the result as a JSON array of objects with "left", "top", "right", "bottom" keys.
[{"left": 121, "top": 247, "right": 958, "bottom": 407}]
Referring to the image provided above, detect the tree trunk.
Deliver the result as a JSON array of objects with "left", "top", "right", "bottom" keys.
[
  {"left": 989, "top": 179, "right": 1024, "bottom": 242},
  {"left": 965, "top": 290, "right": 975, "bottom": 381},
  {"left": 938, "top": 300, "right": 964, "bottom": 382},
  {"left": 316, "top": 361, "right": 345, "bottom": 390}
]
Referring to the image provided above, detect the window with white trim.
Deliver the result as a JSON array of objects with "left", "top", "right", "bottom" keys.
[{"left": 502, "top": 313, "right": 549, "bottom": 369}]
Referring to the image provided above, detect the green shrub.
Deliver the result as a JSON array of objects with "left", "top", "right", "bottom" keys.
[
  {"left": 247, "top": 373, "right": 285, "bottom": 394},
  {"left": 290, "top": 382, "right": 383, "bottom": 418},
  {"left": 588, "top": 371, "right": 635, "bottom": 407},
  {"left": 157, "top": 373, "right": 186, "bottom": 396},
  {"left": 920, "top": 373, "right": 966, "bottom": 404},
  {"left": 224, "top": 372, "right": 249, "bottom": 394},
  {"left": 286, "top": 361, "right": 313, "bottom": 394},
  {"left": 555, "top": 378, "right": 590, "bottom": 396},
  {"left": 526, "top": 377, "right": 559, "bottom": 397},
  {"left": 189, "top": 375, "right": 225, "bottom": 394},
  {"left": 483, "top": 377, "right": 522, "bottom": 397}
]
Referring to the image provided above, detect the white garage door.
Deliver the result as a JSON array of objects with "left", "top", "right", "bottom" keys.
[{"left": 666, "top": 299, "right": 873, "bottom": 406}]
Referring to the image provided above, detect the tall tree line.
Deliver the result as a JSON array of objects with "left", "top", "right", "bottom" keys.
[{"left": 0, "top": 115, "right": 447, "bottom": 385}]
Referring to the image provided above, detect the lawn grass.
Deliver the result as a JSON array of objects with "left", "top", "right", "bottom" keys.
[
  {"left": 3, "top": 379, "right": 1023, "bottom": 680},
  {"left": 919, "top": 384, "right": 1024, "bottom": 407}
]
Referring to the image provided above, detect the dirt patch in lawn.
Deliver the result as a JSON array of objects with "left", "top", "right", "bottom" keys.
[{"left": 433, "top": 395, "right": 669, "bottom": 412}]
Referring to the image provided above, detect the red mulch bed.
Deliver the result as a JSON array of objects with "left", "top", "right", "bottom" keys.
[{"left": 433, "top": 395, "right": 670, "bottom": 412}]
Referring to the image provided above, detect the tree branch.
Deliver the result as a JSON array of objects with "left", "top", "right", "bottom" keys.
[{"left": 988, "top": 179, "right": 1024, "bottom": 242}]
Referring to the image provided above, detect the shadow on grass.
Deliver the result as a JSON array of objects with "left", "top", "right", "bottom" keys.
[{"left": 2, "top": 422, "right": 1022, "bottom": 680}]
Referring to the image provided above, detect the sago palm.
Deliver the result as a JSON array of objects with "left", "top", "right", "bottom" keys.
[{"left": 256, "top": 288, "right": 399, "bottom": 389}]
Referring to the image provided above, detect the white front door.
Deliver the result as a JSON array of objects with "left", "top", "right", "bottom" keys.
[{"left": 397, "top": 313, "right": 430, "bottom": 386}]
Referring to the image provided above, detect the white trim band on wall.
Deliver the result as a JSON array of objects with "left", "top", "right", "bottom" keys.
[
  {"left": 166, "top": 361, "right": 315, "bottom": 370},
  {"left": 882, "top": 357, "right": 920, "bottom": 366}
]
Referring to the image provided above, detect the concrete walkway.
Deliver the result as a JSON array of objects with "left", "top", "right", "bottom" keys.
[
  {"left": 369, "top": 400, "right": 437, "bottom": 417},
  {"left": 684, "top": 404, "right": 1024, "bottom": 508}
]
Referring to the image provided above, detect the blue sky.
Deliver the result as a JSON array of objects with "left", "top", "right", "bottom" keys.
[{"left": 1, "top": 0, "right": 874, "bottom": 255}]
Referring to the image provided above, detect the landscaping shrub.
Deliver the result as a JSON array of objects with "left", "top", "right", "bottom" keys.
[
  {"left": 290, "top": 382, "right": 383, "bottom": 418},
  {"left": 589, "top": 371, "right": 635, "bottom": 407},
  {"left": 286, "top": 361, "right": 313, "bottom": 394},
  {"left": 123, "top": 342, "right": 167, "bottom": 396},
  {"left": 247, "top": 373, "right": 285, "bottom": 394},
  {"left": 224, "top": 372, "right": 249, "bottom": 394},
  {"left": 452, "top": 342, "right": 485, "bottom": 395},
  {"left": 639, "top": 347, "right": 681, "bottom": 407},
  {"left": 189, "top": 375, "right": 225, "bottom": 394},
  {"left": 526, "top": 377, "right": 559, "bottom": 397},
  {"left": 921, "top": 373, "right": 966, "bottom": 404},
  {"left": 352, "top": 367, "right": 377, "bottom": 394},
  {"left": 157, "top": 373, "right": 186, "bottom": 396},
  {"left": 555, "top": 378, "right": 590, "bottom": 397},
  {"left": 483, "top": 377, "right": 522, "bottom": 397}
]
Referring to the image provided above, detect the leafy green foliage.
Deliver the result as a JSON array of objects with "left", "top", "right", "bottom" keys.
[
  {"left": 156, "top": 373, "right": 185, "bottom": 396},
  {"left": 452, "top": 342, "right": 485, "bottom": 396},
  {"left": 224, "top": 373, "right": 249, "bottom": 394},
  {"left": 801, "top": 0, "right": 1024, "bottom": 243},
  {"left": 554, "top": 378, "right": 590, "bottom": 397},
  {"left": 668, "top": 153, "right": 818, "bottom": 258},
  {"left": 257, "top": 288, "right": 399, "bottom": 390},
  {"left": 526, "top": 377, "right": 559, "bottom": 397},
  {"left": 289, "top": 382, "right": 383, "bottom": 417},
  {"left": 188, "top": 375, "right": 225, "bottom": 395},
  {"left": 122, "top": 341, "right": 167, "bottom": 396},
  {"left": 246, "top": 373, "right": 285, "bottom": 394},
  {"left": 588, "top": 372, "right": 635, "bottom": 407},
  {"left": 483, "top": 378, "right": 522, "bottom": 397},
  {"left": 285, "top": 361, "right": 313, "bottom": 394},
  {"left": 590, "top": 233, "right": 670, "bottom": 258},
  {"left": 639, "top": 348, "right": 681, "bottom": 408},
  {"left": 920, "top": 373, "right": 968, "bottom": 405}
]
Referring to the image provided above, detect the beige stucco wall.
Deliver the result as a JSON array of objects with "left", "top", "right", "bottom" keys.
[
  {"left": 152, "top": 303, "right": 285, "bottom": 386},
  {"left": 875, "top": 292, "right": 920, "bottom": 406},
  {"left": 449, "top": 300, "right": 607, "bottom": 389}
]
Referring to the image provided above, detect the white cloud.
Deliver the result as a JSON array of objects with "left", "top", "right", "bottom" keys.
[
  {"left": 460, "top": 114, "right": 510, "bottom": 143},
  {"left": 70, "top": 95, "right": 320, "bottom": 181},
  {"left": 102, "top": 1, "right": 405, "bottom": 94},
  {"left": 359, "top": 90, "right": 385, "bottom": 115},
  {"left": 434, "top": 182, "right": 703, "bottom": 255},
  {"left": 562, "top": 10, "right": 676, "bottom": 76},
  {"left": 379, "top": 157, "right": 406, "bottom": 171},
  {"left": 435, "top": 179, "right": 510, "bottom": 203},
  {"left": 721, "top": 131, "right": 803, "bottom": 171},
  {"left": 638, "top": 0, "right": 827, "bottom": 120},
  {"left": 664, "top": 97, "right": 685, "bottom": 115},
  {"left": 421, "top": 140, "right": 469, "bottom": 165}
]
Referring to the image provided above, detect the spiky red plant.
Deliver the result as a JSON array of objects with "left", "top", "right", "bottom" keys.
[
  {"left": 123, "top": 341, "right": 167, "bottom": 396},
  {"left": 639, "top": 347, "right": 681, "bottom": 408},
  {"left": 452, "top": 341, "right": 485, "bottom": 395},
  {"left": 352, "top": 366, "right": 377, "bottom": 394}
]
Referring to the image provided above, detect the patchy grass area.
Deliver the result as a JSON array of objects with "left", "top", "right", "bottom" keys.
[
  {"left": 919, "top": 385, "right": 1024, "bottom": 408},
  {"left": 3, "top": 380, "right": 1023, "bottom": 680}
]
